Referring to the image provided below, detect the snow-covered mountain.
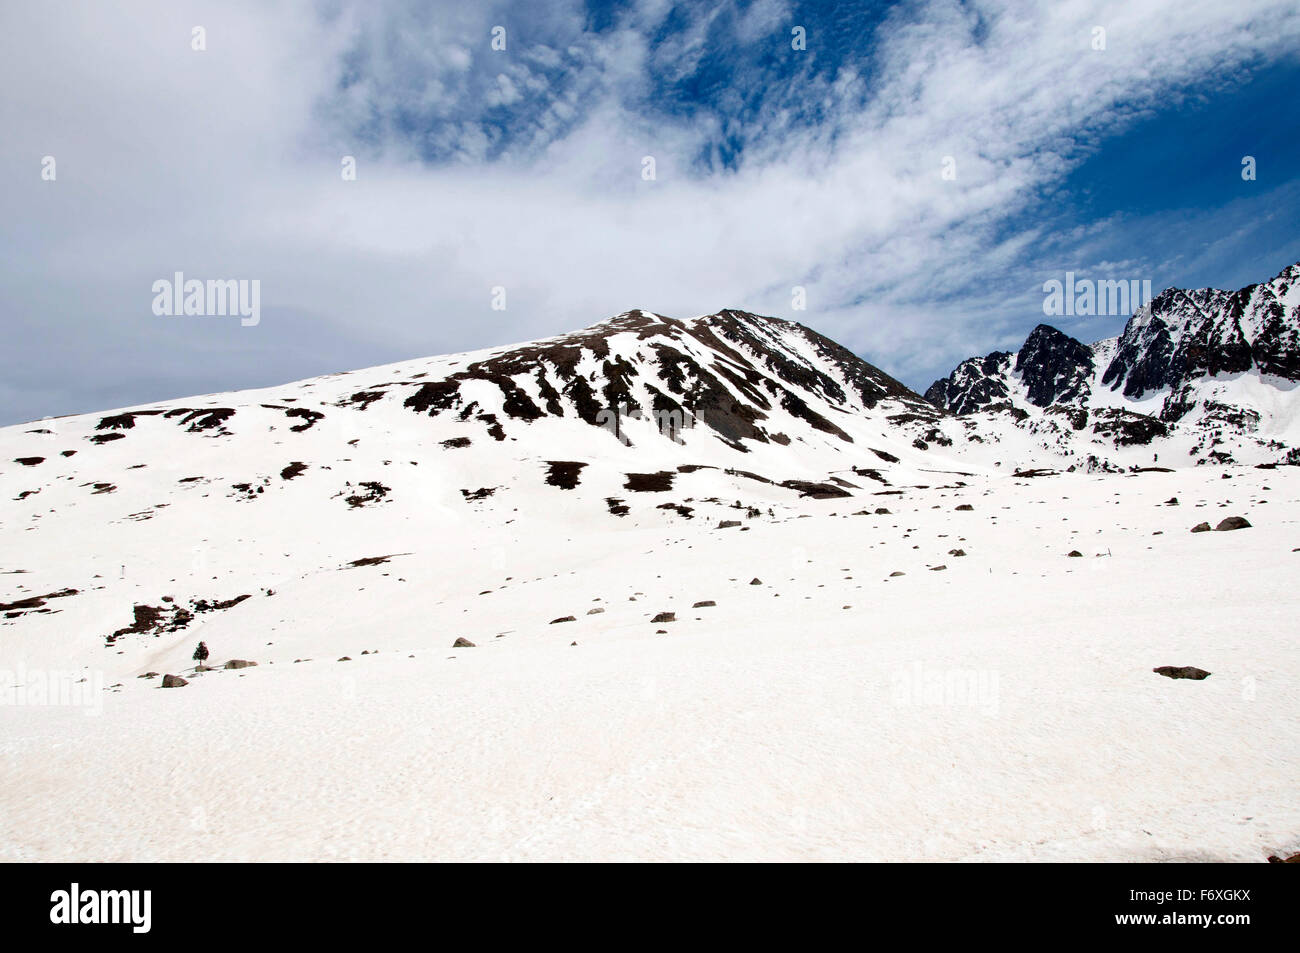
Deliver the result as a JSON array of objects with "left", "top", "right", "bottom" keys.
[
  {"left": 2, "top": 308, "right": 957, "bottom": 529},
  {"left": 4, "top": 303, "right": 1300, "bottom": 863},
  {"left": 925, "top": 261, "right": 1300, "bottom": 468}
]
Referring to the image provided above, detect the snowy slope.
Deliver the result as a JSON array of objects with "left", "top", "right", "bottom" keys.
[
  {"left": 2, "top": 307, "right": 1298, "bottom": 862},
  {"left": 2, "top": 463, "right": 1297, "bottom": 862}
]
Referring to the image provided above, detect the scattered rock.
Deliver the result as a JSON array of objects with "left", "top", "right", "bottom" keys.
[
  {"left": 889, "top": 571, "right": 905, "bottom": 577},
  {"left": 137, "top": 672, "right": 159, "bottom": 679},
  {"left": 651, "top": 612, "right": 676, "bottom": 623},
  {"left": 1267, "top": 852, "right": 1300, "bottom": 863},
  {"left": 452, "top": 637, "right": 475, "bottom": 647},
  {"left": 954, "top": 504, "right": 974, "bottom": 511},
  {"left": 549, "top": 616, "right": 576, "bottom": 624},
  {"left": 160, "top": 674, "right": 188, "bottom": 688},
  {"left": 930, "top": 565, "right": 947, "bottom": 571},
  {"left": 1190, "top": 522, "right": 1212, "bottom": 533},
  {"left": 717, "top": 520, "right": 741, "bottom": 529},
  {"left": 948, "top": 549, "right": 966, "bottom": 557},
  {"left": 874, "top": 507, "right": 891, "bottom": 515},
  {"left": 692, "top": 600, "right": 716, "bottom": 608},
  {"left": 544, "top": 460, "right": 586, "bottom": 489},
  {"left": 338, "top": 656, "right": 351, "bottom": 662},
  {"left": 224, "top": 659, "right": 257, "bottom": 669},
  {"left": 1067, "top": 550, "right": 1083, "bottom": 557},
  {"left": 625, "top": 471, "right": 675, "bottom": 492},
  {"left": 1215, "top": 516, "right": 1251, "bottom": 531},
  {"left": 1153, "top": 666, "right": 1211, "bottom": 680},
  {"left": 1165, "top": 496, "right": 1179, "bottom": 506},
  {"left": 587, "top": 607, "right": 604, "bottom": 615},
  {"left": 749, "top": 578, "right": 762, "bottom": 586}
]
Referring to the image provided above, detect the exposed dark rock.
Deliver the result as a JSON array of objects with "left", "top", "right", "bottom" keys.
[
  {"left": 161, "top": 674, "right": 188, "bottom": 688},
  {"left": 1015, "top": 325, "right": 1095, "bottom": 407},
  {"left": 453, "top": 637, "right": 475, "bottom": 647},
  {"left": 1215, "top": 516, "right": 1251, "bottom": 531},
  {"left": 651, "top": 612, "right": 676, "bottom": 623},
  {"left": 1153, "top": 666, "right": 1211, "bottom": 680},
  {"left": 0, "top": 588, "right": 78, "bottom": 614},
  {"left": 549, "top": 616, "right": 576, "bottom": 624},
  {"left": 1190, "top": 522, "right": 1212, "bottom": 533},
  {"left": 346, "top": 481, "right": 391, "bottom": 508},
  {"left": 781, "top": 480, "right": 851, "bottom": 499},
  {"left": 545, "top": 461, "right": 587, "bottom": 489},
  {"left": 625, "top": 471, "right": 674, "bottom": 492},
  {"left": 1091, "top": 408, "right": 1167, "bottom": 447}
]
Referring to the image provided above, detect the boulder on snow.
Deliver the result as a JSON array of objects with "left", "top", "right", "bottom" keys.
[
  {"left": 549, "top": 616, "right": 576, "bottom": 624},
  {"left": 1190, "top": 522, "right": 1212, "bottom": 533},
  {"left": 452, "top": 637, "right": 475, "bottom": 647},
  {"left": 875, "top": 507, "right": 891, "bottom": 515},
  {"left": 749, "top": 578, "right": 762, "bottom": 586},
  {"left": 1067, "top": 550, "right": 1083, "bottom": 557},
  {"left": 651, "top": 611, "right": 676, "bottom": 623},
  {"left": 954, "top": 504, "right": 974, "bottom": 511},
  {"left": 1153, "top": 666, "right": 1211, "bottom": 680},
  {"left": 161, "top": 674, "right": 188, "bottom": 688},
  {"left": 692, "top": 600, "right": 716, "bottom": 608},
  {"left": 1215, "top": 516, "right": 1251, "bottom": 531},
  {"left": 948, "top": 549, "right": 966, "bottom": 557},
  {"left": 137, "top": 671, "right": 159, "bottom": 679},
  {"left": 587, "top": 607, "right": 604, "bottom": 615},
  {"left": 224, "top": 659, "right": 257, "bottom": 669},
  {"left": 1267, "top": 852, "right": 1300, "bottom": 863},
  {"left": 717, "top": 520, "right": 741, "bottom": 529}
]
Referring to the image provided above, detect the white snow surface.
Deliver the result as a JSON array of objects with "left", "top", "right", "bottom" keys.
[{"left": 1, "top": 313, "right": 1298, "bottom": 862}]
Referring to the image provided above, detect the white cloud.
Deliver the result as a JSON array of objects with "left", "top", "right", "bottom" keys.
[{"left": 1, "top": 0, "right": 1298, "bottom": 423}]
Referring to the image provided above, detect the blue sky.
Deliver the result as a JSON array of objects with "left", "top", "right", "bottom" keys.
[{"left": 1, "top": 0, "right": 1299, "bottom": 425}]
